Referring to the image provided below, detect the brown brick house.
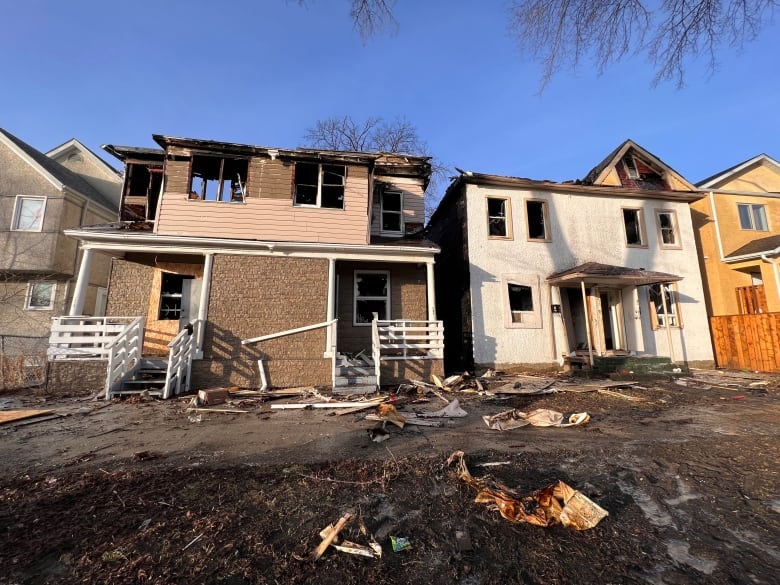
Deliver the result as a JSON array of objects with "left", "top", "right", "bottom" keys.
[{"left": 48, "top": 135, "right": 443, "bottom": 397}]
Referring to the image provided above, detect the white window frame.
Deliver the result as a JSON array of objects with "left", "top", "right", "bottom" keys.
[
  {"left": 502, "top": 275, "right": 542, "bottom": 329},
  {"left": 487, "top": 196, "right": 512, "bottom": 239},
  {"left": 737, "top": 203, "right": 769, "bottom": 231},
  {"left": 25, "top": 281, "right": 56, "bottom": 310},
  {"left": 649, "top": 283, "right": 681, "bottom": 329},
  {"left": 353, "top": 270, "right": 390, "bottom": 326},
  {"left": 654, "top": 209, "right": 681, "bottom": 249},
  {"left": 622, "top": 207, "right": 647, "bottom": 247},
  {"left": 380, "top": 189, "right": 404, "bottom": 235},
  {"left": 12, "top": 196, "right": 47, "bottom": 232},
  {"left": 293, "top": 162, "right": 346, "bottom": 209}
]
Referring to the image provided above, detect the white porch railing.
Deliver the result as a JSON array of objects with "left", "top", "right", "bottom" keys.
[
  {"left": 371, "top": 318, "right": 444, "bottom": 386},
  {"left": 48, "top": 316, "right": 140, "bottom": 360},
  {"left": 105, "top": 317, "right": 145, "bottom": 398},
  {"left": 242, "top": 319, "right": 338, "bottom": 388},
  {"left": 162, "top": 320, "right": 201, "bottom": 399}
]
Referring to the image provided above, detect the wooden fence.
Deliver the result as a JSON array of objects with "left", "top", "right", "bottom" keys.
[{"left": 710, "top": 313, "right": 780, "bottom": 372}]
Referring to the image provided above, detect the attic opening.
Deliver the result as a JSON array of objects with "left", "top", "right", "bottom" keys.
[
  {"left": 188, "top": 155, "right": 248, "bottom": 203},
  {"left": 123, "top": 163, "right": 163, "bottom": 220},
  {"left": 621, "top": 155, "right": 668, "bottom": 190}
]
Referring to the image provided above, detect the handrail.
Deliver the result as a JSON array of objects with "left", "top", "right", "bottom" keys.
[
  {"left": 241, "top": 319, "right": 338, "bottom": 345},
  {"left": 163, "top": 320, "right": 200, "bottom": 399},
  {"left": 104, "top": 316, "right": 145, "bottom": 399}
]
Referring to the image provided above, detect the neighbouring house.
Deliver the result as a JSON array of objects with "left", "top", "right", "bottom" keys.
[
  {"left": 48, "top": 135, "right": 443, "bottom": 397},
  {"left": 427, "top": 139, "right": 715, "bottom": 375},
  {"left": 692, "top": 154, "right": 780, "bottom": 371},
  {"left": 0, "top": 129, "right": 120, "bottom": 387}
]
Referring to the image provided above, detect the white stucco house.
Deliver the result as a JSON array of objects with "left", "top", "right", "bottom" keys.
[{"left": 427, "top": 140, "right": 715, "bottom": 373}]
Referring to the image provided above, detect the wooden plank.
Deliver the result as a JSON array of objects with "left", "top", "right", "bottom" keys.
[{"left": 0, "top": 409, "right": 53, "bottom": 425}]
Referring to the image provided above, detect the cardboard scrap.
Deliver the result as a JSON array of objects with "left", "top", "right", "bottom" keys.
[
  {"left": 447, "top": 450, "right": 608, "bottom": 530},
  {"left": 483, "top": 408, "right": 590, "bottom": 431},
  {"left": 419, "top": 399, "right": 468, "bottom": 418},
  {"left": 197, "top": 388, "right": 229, "bottom": 406}
]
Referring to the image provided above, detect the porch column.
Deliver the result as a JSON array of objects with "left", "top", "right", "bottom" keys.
[
  {"left": 580, "top": 281, "right": 594, "bottom": 367},
  {"left": 68, "top": 247, "right": 94, "bottom": 316},
  {"left": 196, "top": 253, "right": 214, "bottom": 354},
  {"left": 426, "top": 261, "right": 437, "bottom": 321},
  {"left": 325, "top": 258, "right": 336, "bottom": 355}
]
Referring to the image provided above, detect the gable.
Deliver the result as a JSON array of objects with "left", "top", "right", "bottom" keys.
[
  {"left": 709, "top": 159, "right": 780, "bottom": 193},
  {"left": 582, "top": 140, "right": 696, "bottom": 193}
]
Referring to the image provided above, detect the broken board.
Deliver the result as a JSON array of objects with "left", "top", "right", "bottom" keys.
[{"left": 0, "top": 409, "right": 54, "bottom": 425}]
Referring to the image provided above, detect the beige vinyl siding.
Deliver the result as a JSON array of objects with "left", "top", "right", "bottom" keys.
[
  {"left": 156, "top": 161, "right": 371, "bottom": 244},
  {"left": 370, "top": 177, "right": 426, "bottom": 235}
]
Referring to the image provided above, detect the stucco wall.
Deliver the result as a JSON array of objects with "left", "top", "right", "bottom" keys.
[{"left": 465, "top": 184, "right": 714, "bottom": 367}]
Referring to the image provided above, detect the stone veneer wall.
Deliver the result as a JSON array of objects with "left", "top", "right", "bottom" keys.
[
  {"left": 195, "top": 254, "right": 331, "bottom": 388},
  {"left": 105, "top": 258, "right": 155, "bottom": 317},
  {"left": 46, "top": 360, "right": 106, "bottom": 397}
]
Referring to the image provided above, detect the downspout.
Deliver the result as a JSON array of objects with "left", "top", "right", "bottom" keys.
[
  {"left": 760, "top": 254, "right": 780, "bottom": 309},
  {"left": 709, "top": 191, "right": 725, "bottom": 261},
  {"left": 325, "top": 258, "right": 336, "bottom": 356},
  {"left": 580, "top": 281, "right": 594, "bottom": 367}
]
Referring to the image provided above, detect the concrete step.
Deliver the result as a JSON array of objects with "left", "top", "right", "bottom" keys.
[
  {"left": 332, "top": 384, "right": 377, "bottom": 396},
  {"left": 334, "top": 375, "right": 377, "bottom": 387}
]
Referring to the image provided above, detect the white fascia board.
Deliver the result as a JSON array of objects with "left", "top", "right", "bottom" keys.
[
  {"left": 698, "top": 155, "right": 780, "bottom": 189},
  {"left": 64, "top": 230, "right": 438, "bottom": 264},
  {"left": 0, "top": 132, "right": 64, "bottom": 191},
  {"left": 724, "top": 246, "right": 780, "bottom": 263}
]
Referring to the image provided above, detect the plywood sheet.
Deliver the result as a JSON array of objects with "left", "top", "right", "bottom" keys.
[{"left": 0, "top": 409, "right": 53, "bottom": 425}]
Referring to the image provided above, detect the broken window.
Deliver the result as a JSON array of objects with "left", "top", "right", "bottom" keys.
[
  {"left": 507, "top": 283, "right": 533, "bottom": 323},
  {"left": 623, "top": 208, "right": 645, "bottom": 246},
  {"left": 526, "top": 200, "right": 549, "bottom": 241},
  {"left": 124, "top": 163, "right": 163, "bottom": 220},
  {"left": 354, "top": 271, "right": 389, "bottom": 325},
  {"left": 294, "top": 162, "right": 346, "bottom": 209},
  {"left": 487, "top": 197, "right": 510, "bottom": 238},
  {"left": 159, "top": 273, "right": 191, "bottom": 320},
  {"left": 188, "top": 155, "right": 248, "bottom": 203},
  {"left": 624, "top": 156, "right": 640, "bottom": 179},
  {"left": 737, "top": 203, "right": 768, "bottom": 231},
  {"left": 649, "top": 283, "right": 680, "bottom": 328},
  {"left": 25, "top": 282, "right": 55, "bottom": 310},
  {"left": 12, "top": 196, "right": 46, "bottom": 231},
  {"left": 381, "top": 189, "right": 403, "bottom": 233},
  {"left": 655, "top": 210, "right": 679, "bottom": 247}
]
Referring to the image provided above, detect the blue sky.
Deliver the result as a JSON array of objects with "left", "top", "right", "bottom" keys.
[{"left": 2, "top": 1, "right": 778, "bottom": 196}]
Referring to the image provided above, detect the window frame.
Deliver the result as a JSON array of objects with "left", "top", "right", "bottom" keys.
[
  {"left": 737, "top": 203, "right": 769, "bottom": 231},
  {"left": 648, "top": 283, "right": 682, "bottom": 329},
  {"left": 353, "top": 270, "right": 391, "bottom": 327},
  {"left": 501, "top": 275, "right": 542, "bottom": 329},
  {"left": 654, "top": 209, "right": 681, "bottom": 249},
  {"left": 486, "top": 196, "right": 512, "bottom": 239},
  {"left": 12, "top": 196, "right": 47, "bottom": 232},
  {"left": 622, "top": 207, "right": 647, "bottom": 248},
  {"left": 187, "top": 155, "right": 249, "bottom": 203},
  {"left": 525, "top": 198, "right": 550, "bottom": 242},
  {"left": 624, "top": 156, "right": 640, "bottom": 180},
  {"left": 25, "top": 281, "right": 56, "bottom": 310},
  {"left": 380, "top": 188, "right": 404, "bottom": 235},
  {"left": 293, "top": 162, "right": 346, "bottom": 209}
]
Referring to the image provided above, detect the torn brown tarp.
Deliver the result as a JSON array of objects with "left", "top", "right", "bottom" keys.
[
  {"left": 447, "top": 451, "right": 608, "bottom": 530},
  {"left": 483, "top": 408, "right": 590, "bottom": 430}
]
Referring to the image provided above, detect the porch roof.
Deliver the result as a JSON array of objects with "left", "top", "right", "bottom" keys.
[
  {"left": 724, "top": 234, "right": 780, "bottom": 262},
  {"left": 547, "top": 262, "right": 682, "bottom": 286}
]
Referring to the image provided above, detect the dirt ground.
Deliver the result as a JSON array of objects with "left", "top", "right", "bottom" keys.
[{"left": 1, "top": 369, "right": 779, "bottom": 585}]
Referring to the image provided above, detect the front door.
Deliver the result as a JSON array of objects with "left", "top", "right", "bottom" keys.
[{"left": 179, "top": 278, "right": 202, "bottom": 328}]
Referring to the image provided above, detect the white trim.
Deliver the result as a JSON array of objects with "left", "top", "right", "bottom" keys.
[
  {"left": 11, "top": 196, "right": 47, "bottom": 232},
  {"left": 354, "top": 270, "right": 390, "bottom": 326},
  {"left": 25, "top": 281, "right": 56, "bottom": 310},
  {"left": 697, "top": 154, "right": 780, "bottom": 189}
]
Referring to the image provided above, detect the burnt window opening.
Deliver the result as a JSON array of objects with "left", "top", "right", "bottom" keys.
[
  {"left": 189, "top": 155, "right": 248, "bottom": 203},
  {"left": 294, "top": 162, "right": 346, "bottom": 209},
  {"left": 487, "top": 197, "right": 510, "bottom": 237},
  {"left": 354, "top": 271, "right": 389, "bottom": 325},
  {"left": 381, "top": 189, "right": 403, "bottom": 233},
  {"left": 622, "top": 155, "right": 668, "bottom": 190},
  {"left": 526, "top": 200, "right": 548, "bottom": 240},
  {"left": 124, "top": 163, "right": 163, "bottom": 220},
  {"left": 623, "top": 209, "right": 644, "bottom": 246},
  {"left": 159, "top": 273, "right": 192, "bottom": 320},
  {"left": 508, "top": 283, "right": 533, "bottom": 323},
  {"left": 624, "top": 156, "right": 640, "bottom": 179}
]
